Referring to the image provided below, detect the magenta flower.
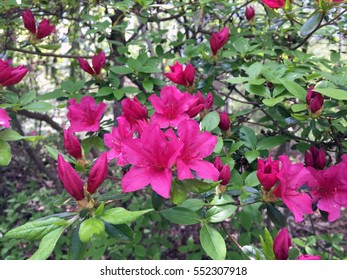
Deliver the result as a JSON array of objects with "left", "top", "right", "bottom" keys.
[
  {"left": 121, "top": 96, "right": 148, "bottom": 128},
  {"left": 0, "top": 108, "right": 11, "bottom": 128},
  {"left": 0, "top": 59, "right": 28, "bottom": 87},
  {"left": 121, "top": 123, "right": 183, "bottom": 198},
  {"left": 104, "top": 117, "right": 134, "bottom": 165},
  {"left": 63, "top": 130, "right": 83, "bottom": 159},
  {"left": 67, "top": 96, "right": 107, "bottom": 133},
  {"left": 262, "top": 0, "right": 285, "bottom": 8},
  {"left": 273, "top": 228, "right": 292, "bottom": 260},
  {"left": 22, "top": 8, "right": 55, "bottom": 40},
  {"left": 77, "top": 51, "right": 106, "bottom": 77},
  {"left": 186, "top": 91, "right": 205, "bottom": 118},
  {"left": 297, "top": 255, "right": 321, "bottom": 260},
  {"left": 87, "top": 152, "right": 108, "bottom": 194},
  {"left": 175, "top": 120, "right": 219, "bottom": 181},
  {"left": 218, "top": 111, "right": 230, "bottom": 131},
  {"left": 307, "top": 162, "right": 347, "bottom": 222},
  {"left": 245, "top": 6, "right": 255, "bottom": 21},
  {"left": 273, "top": 155, "right": 314, "bottom": 222},
  {"left": 304, "top": 146, "right": 326, "bottom": 170},
  {"left": 210, "top": 27, "right": 229, "bottom": 56},
  {"left": 165, "top": 61, "right": 195, "bottom": 87},
  {"left": 57, "top": 154, "right": 84, "bottom": 200},
  {"left": 148, "top": 86, "right": 194, "bottom": 128},
  {"left": 256, "top": 156, "right": 280, "bottom": 190}
]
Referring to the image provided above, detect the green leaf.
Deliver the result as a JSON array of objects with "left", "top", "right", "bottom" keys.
[
  {"left": 160, "top": 207, "right": 200, "bottom": 225},
  {"left": 81, "top": 136, "right": 105, "bottom": 153},
  {"left": 37, "top": 89, "right": 65, "bottom": 101},
  {"left": 0, "top": 130, "right": 22, "bottom": 141},
  {"left": 61, "top": 80, "right": 84, "bottom": 94},
  {"left": 257, "top": 136, "right": 288, "bottom": 150},
  {"left": 200, "top": 224, "right": 226, "bottom": 260},
  {"left": 179, "top": 179, "right": 220, "bottom": 194},
  {"left": 244, "top": 150, "right": 259, "bottom": 164},
  {"left": 104, "top": 222, "right": 133, "bottom": 241},
  {"left": 2, "top": 90, "right": 19, "bottom": 104},
  {"left": 180, "top": 199, "right": 206, "bottom": 211},
  {"left": 300, "top": 12, "right": 322, "bottom": 37},
  {"left": 210, "top": 194, "right": 233, "bottom": 206},
  {"left": 205, "top": 205, "right": 237, "bottom": 223},
  {"left": 19, "top": 90, "right": 36, "bottom": 105},
  {"left": 5, "top": 217, "right": 68, "bottom": 240},
  {"left": 110, "top": 66, "right": 133, "bottom": 75},
  {"left": 139, "top": 66, "right": 161, "bottom": 73},
  {"left": 143, "top": 80, "right": 153, "bottom": 92},
  {"left": 213, "top": 136, "right": 223, "bottom": 153},
  {"left": 170, "top": 181, "right": 187, "bottom": 205},
  {"left": 288, "top": 247, "right": 300, "bottom": 260},
  {"left": 260, "top": 228, "right": 275, "bottom": 260},
  {"left": 244, "top": 171, "right": 260, "bottom": 187},
  {"left": 29, "top": 227, "right": 66, "bottom": 260},
  {"left": 224, "top": 77, "right": 249, "bottom": 84},
  {"left": 96, "top": 189, "right": 131, "bottom": 203},
  {"left": 22, "top": 101, "right": 53, "bottom": 112},
  {"left": 314, "top": 88, "right": 347, "bottom": 101},
  {"left": 79, "top": 218, "right": 105, "bottom": 243},
  {"left": 0, "top": 140, "right": 11, "bottom": 166},
  {"left": 246, "top": 62, "right": 263, "bottom": 78},
  {"left": 100, "top": 208, "right": 153, "bottom": 225},
  {"left": 45, "top": 145, "right": 72, "bottom": 162},
  {"left": 228, "top": 141, "right": 244, "bottom": 155},
  {"left": 262, "top": 96, "right": 284, "bottom": 107},
  {"left": 239, "top": 126, "right": 257, "bottom": 148},
  {"left": 70, "top": 225, "right": 86, "bottom": 260},
  {"left": 266, "top": 204, "right": 286, "bottom": 228},
  {"left": 291, "top": 103, "right": 306, "bottom": 112},
  {"left": 280, "top": 79, "right": 306, "bottom": 101},
  {"left": 96, "top": 87, "right": 113, "bottom": 97},
  {"left": 201, "top": 111, "right": 220, "bottom": 132},
  {"left": 242, "top": 245, "right": 265, "bottom": 260}
]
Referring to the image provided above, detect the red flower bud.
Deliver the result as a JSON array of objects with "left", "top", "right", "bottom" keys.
[
  {"left": 0, "top": 59, "right": 28, "bottom": 87},
  {"left": 306, "top": 86, "right": 324, "bottom": 117},
  {"left": 57, "top": 154, "right": 84, "bottom": 200},
  {"left": 214, "top": 156, "right": 224, "bottom": 171},
  {"left": 87, "top": 153, "right": 108, "bottom": 194},
  {"left": 245, "top": 6, "right": 255, "bottom": 21},
  {"left": 63, "top": 130, "right": 83, "bottom": 159},
  {"left": 204, "top": 92, "right": 213, "bottom": 110},
  {"left": 36, "top": 18, "right": 55, "bottom": 40},
  {"left": 218, "top": 111, "right": 230, "bottom": 131},
  {"left": 304, "top": 146, "right": 326, "bottom": 170},
  {"left": 219, "top": 164, "right": 231, "bottom": 186},
  {"left": 210, "top": 27, "right": 229, "bottom": 56},
  {"left": 21, "top": 9, "right": 36, "bottom": 34},
  {"left": 77, "top": 51, "right": 106, "bottom": 76},
  {"left": 256, "top": 156, "right": 280, "bottom": 190},
  {"left": 273, "top": 228, "right": 292, "bottom": 260},
  {"left": 165, "top": 61, "right": 196, "bottom": 87}
]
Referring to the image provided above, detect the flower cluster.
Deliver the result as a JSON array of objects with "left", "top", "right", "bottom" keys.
[
  {"left": 257, "top": 150, "right": 347, "bottom": 223},
  {"left": 104, "top": 85, "right": 220, "bottom": 198}
]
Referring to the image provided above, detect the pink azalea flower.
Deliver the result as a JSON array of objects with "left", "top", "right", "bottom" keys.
[
  {"left": 77, "top": 51, "right": 106, "bottom": 76},
  {"left": 273, "top": 155, "right": 314, "bottom": 223},
  {"left": 104, "top": 116, "right": 134, "bottom": 165},
  {"left": 262, "top": 0, "right": 286, "bottom": 8},
  {"left": 148, "top": 86, "right": 194, "bottom": 128},
  {"left": 121, "top": 96, "right": 148, "bottom": 128},
  {"left": 186, "top": 91, "right": 214, "bottom": 118},
  {"left": 0, "top": 108, "right": 11, "bottom": 128},
  {"left": 305, "top": 146, "right": 326, "bottom": 170},
  {"left": 36, "top": 18, "right": 55, "bottom": 40},
  {"left": 67, "top": 96, "right": 107, "bottom": 133},
  {"left": 297, "top": 254, "right": 321, "bottom": 260},
  {"left": 0, "top": 59, "right": 28, "bottom": 87},
  {"left": 165, "top": 61, "right": 195, "bottom": 87},
  {"left": 257, "top": 156, "right": 280, "bottom": 190},
  {"left": 273, "top": 228, "right": 291, "bottom": 260},
  {"left": 175, "top": 119, "right": 219, "bottom": 181},
  {"left": 307, "top": 161, "right": 347, "bottom": 222},
  {"left": 121, "top": 123, "right": 183, "bottom": 198}
]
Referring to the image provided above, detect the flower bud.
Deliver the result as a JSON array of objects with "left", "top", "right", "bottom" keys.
[
  {"left": 210, "top": 27, "right": 229, "bottom": 56},
  {"left": 213, "top": 156, "right": 224, "bottom": 171},
  {"left": 87, "top": 152, "right": 108, "bottom": 194},
  {"left": 219, "top": 165, "right": 231, "bottom": 186},
  {"left": 57, "top": 154, "right": 84, "bottom": 200},
  {"left": 306, "top": 86, "right": 324, "bottom": 117},
  {"left": 63, "top": 130, "right": 83, "bottom": 159},
  {"left": 256, "top": 156, "right": 280, "bottom": 190},
  {"left": 245, "top": 6, "right": 255, "bottom": 21},
  {"left": 304, "top": 146, "right": 326, "bottom": 170},
  {"left": 165, "top": 61, "right": 195, "bottom": 87},
  {"left": 204, "top": 92, "right": 213, "bottom": 110},
  {"left": 273, "top": 228, "right": 292, "bottom": 260},
  {"left": 21, "top": 9, "right": 36, "bottom": 34},
  {"left": 218, "top": 112, "right": 230, "bottom": 131}
]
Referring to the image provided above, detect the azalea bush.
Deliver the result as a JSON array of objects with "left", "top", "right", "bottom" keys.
[{"left": 1, "top": 0, "right": 347, "bottom": 260}]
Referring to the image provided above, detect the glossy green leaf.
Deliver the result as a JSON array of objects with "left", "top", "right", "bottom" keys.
[
  {"left": 100, "top": 208, "right": 153, "bottom": 225},
  {"left": 280, "top": 79, "right": 306, "bottom": 101},
  {"left": 200, "top": 224, "right": 226, "bottom": 260},
  {"left": 300, "top": 12, "right": 322, "bottom": 37},
  {"left": 242, "top": 245, "right": 265, "bottom": 260},
  {"left": 22, "top": 101, "right": 53, "bottom": 112},
  {"left": 180, "top": 199, "right": 206, "bottom": 211},
  {"left": 201, "top": 111, "right": 220, "bottom": 132},
  {"left": 110, "top": 66, "right": 133, "bottom": 75},
  {"left": 239, "top": 126, "right": 257, "bottom": 148},
  {"left": 179, "top": 179, "right": 220, "bottom": 194},
  {"left": 170, "top": 181, "right": 187, "bottom": 205},
  {"left": 257, "top": 136, "right": 288, "bottom": 150},
  {"left": 260, "top": 228, "right": 275, "bottom": 260},
  {"left": 205, "top": 204, "right": 237, "bottom": 223},
  {"left": 160, "top": 207, "right": 200, "bottom": 225},
  {"left": 314, "top": 88, "right": 347, "bottom": 101},
  {"left": 19, "top": 90, "right": 36, "bottom": 105},
  {"left": 79, "top": 218, "right": 105, "bottom": 243},
  {"left": 104, "top": 222, "right": 133, "bottom": 241},
  {"left": 244, "top": 150, "right": 259, "bottom": 164},
  {"left": 70, "top": 225, "right": 86, "bottom": 260},
  {"left": 266, "top": 204, "right": 286, "bottom": 228},
  {"left": 0, "top": 140, "right": 11, "bottom": 166}
]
